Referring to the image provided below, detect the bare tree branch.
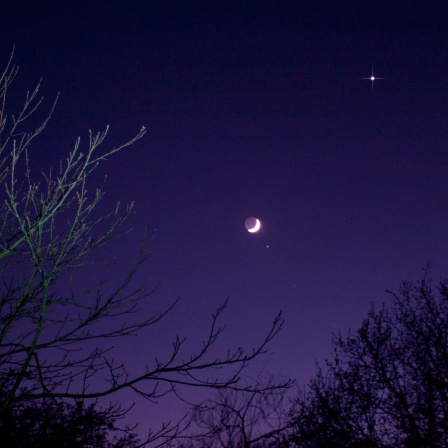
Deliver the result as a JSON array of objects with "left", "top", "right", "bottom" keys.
[{"left": 0, "top": 49, "right": 287, "bottom": 447}]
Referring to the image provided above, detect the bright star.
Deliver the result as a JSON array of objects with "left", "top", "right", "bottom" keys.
[{"left": 361, "top": 66, "right": 385, "bottom": 90}]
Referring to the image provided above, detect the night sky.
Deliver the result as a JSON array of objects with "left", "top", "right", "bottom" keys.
[{"left": 2, "top": 0, "right": 448, "bottom": 435}]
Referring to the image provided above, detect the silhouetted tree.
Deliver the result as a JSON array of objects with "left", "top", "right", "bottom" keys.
[
  {"left": 0, "top": 388, "right": 139, "bottom": 448},
  {"left": 0, "top": 50, "right": 289, "bottom": 445},
  {"left": 289, "top": 271, "right": 448, "bottom": 447},
  {"left": 172, "top": 379, "right": 293, "bottom": 448}
]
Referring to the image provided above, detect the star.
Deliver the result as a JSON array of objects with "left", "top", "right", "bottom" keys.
[{"left": 361, "top": 66, "right": 385, "bottom": 90}]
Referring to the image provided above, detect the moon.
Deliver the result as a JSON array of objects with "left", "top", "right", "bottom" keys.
[{"left": 245, "top": 217, "right": 261, "bottom": 233}]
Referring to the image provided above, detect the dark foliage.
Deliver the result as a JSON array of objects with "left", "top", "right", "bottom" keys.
[
  {"left": 0, "top": 393, "right": 139, "bottom": 448},
  {"left": 289, "top": 274, "right": 448, "bottom": 447}
]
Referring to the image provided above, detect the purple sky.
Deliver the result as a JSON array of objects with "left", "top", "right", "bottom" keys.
[{"left": 3, "top": 0, "right": 448, "bottom": 437}]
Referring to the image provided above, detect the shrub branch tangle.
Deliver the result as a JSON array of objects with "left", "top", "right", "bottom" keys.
[{"left": 173, "top": 379, "right": 292, "bottom": 448}]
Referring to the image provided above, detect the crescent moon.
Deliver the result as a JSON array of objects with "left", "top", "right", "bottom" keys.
[{"left": 246, "top": 218, "right": 261, "bottom": 233}]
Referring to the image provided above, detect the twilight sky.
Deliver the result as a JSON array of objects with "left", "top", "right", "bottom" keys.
[{"left": 2, "top": 0, "right": 448, "bottom": 436}]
